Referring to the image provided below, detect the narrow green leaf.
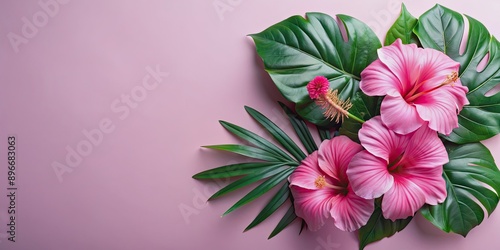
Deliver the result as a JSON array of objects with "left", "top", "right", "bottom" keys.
[
  {"left": 317, "top": 127, "right": 331, "bottom": 141},
  {"left": 299, "top": 219, "right": 307, "bottom": 235},
  {"left": 220, "top": 120, "right": 295, "bottom": 162},
  {"left": 245, "top": 182, "right": 290, "bottom": 231},
  {"left": 358, "top": 206, "right": 412, "bottom": 250},
  {"left": 384, "top": 3, "right": 419, "bottom": 45},
  {"left": 209, "top": 166, "right": 289, "bottom": 200},
  {"left": 193, "top": 162, "right": 294, "bottom": 179},
  {"left": 245, "top": 106, "right": 307, "bottom": 161},
  {"left": 279, "top": 102, "right": 318, "bottom": 154},
  {"left": 223, "top": 168, "right": 294, "bottom": 216},
  {"left": 420, "top": 142, "right": 500, "bottom": 236},
  {"left": 203, "top": 144, "right": 284, "bottom": 162},
  {"left": 268, "top": 205, "right": 297, "bottom": 239},
  {"left": 295, "top": 99, "right": 338, "bottom": 127}
]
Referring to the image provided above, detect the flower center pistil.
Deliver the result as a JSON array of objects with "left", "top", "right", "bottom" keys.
[
  {"left": 405, "top": 71, "right": 459, "bottom": 103},
  {"left": 314, "top": 175, "right": 344, "bottom": 190},
  {"left": 387, "top": 153, "right": 406, "bottom": 173}
]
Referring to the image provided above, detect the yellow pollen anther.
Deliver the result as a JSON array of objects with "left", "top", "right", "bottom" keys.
[
  {"left": 445, "top": 71, "right": 459, "bottom": 86},
  {"left": 314, "top": 175, "right": 327, "bottom": 189}
]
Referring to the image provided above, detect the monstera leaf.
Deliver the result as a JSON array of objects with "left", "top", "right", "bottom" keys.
[
  {"left": 250, "top": 12, "right": 381, "bottom": 126},
  {"left": 420, "top": 142, "right": 500, "bottom": 236},
  {"left": 414, "top": 5, "right": 500, "bottom": 144}
]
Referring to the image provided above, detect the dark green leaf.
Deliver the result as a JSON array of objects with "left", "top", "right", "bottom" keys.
[
  {"left": 299, "top": 219, "right": 307, "bottom": 235},
  {"left": 198, "top": 106, "right": 312, "bottom": 238},
  {"left": 420, "top": 142, "right": 500, "bottom": 236},
  {"left": 245, "top": 106, "right": 306, "bottom": 161},
  {"left": 339, "top": 92, "right": 381, "bottom": 142},
  {"left": 358, "top": 206, "right": 412, "bottom": 250},
  {"left": 219, "top": 120, "right": 295, "bottom": 162},
  {"left": 268, "top": 204, "right": 297, "bottom": 239},
  {"left": 250, "top": 12, "right": 381, "bottom": 125},
  {"left": 203, "top": 144, "right": 285, "bottom": 162},
  {"left": 208, "top": 166, "right": 289, "bottom": 200},
  {"left": 245, "top": 182, "right": 290, "bottom": 232},
  {"left": 193, "top": 162, "right": 294, "bottom": 179},
  {"left": 279, "top": 102, "right": 318, "bottom": 154},
  {"left": 385, "top": 3, "right": 419, "bottom": 45},
  {"left": 295, "top": 99, "right": 338, "bottom": 127},
  {"left": 415, "top": 4, "right": 500, "bottom": 143},
  {"left": 223, "top": 168, "right": 294, "bottom": 215},
  {"left": 317, "top": 126, "right": 331, "bottom": 141}
]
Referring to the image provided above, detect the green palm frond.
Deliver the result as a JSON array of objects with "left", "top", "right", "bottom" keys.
[{"left": 194, "top": 103, "right": 335, "bottom": 238}]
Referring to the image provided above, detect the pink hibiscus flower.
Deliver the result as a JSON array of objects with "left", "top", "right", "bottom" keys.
[
  {"left": 360, "top": 39, "right": 469, "bottom": 135},
  {"left": 289, "top": 136, "right": 374, "bottom": 232},
  {"left": 346, "top": 117, "right": 448, "bottom": 221}
]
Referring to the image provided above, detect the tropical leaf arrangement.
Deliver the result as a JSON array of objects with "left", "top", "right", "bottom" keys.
[{"left": 193, "top": 4, "right": 500, "bottom": 249}]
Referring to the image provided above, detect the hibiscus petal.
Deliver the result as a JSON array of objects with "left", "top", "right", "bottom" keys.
[
  {"left": 360, "top": 59, "right": 402, "bottom": 97},
  {"left": 289, "top": 151, "right": 322, "bottom": 190},
  {"left": 376, "top": 39, "right": 421, "bottom": 95},
  {"left": 401, "top": 126, "right": 448, "bottom": 205},
  {"left": 404, "top": 125, "right": 449, "bottom": 167},
  {"left": 347, "top": 150, "right": 394, "bottom": 199},
  {"left": 414, "top": 90, "right": 462, "bottom": 135},
  {"left": 381, "top": 175, "right": 426, "bottom": 221},
  {"left": 358, "top": 116, "right": 409, "bottom": 161},
  {"left": 445, "top": 83, "right": 469, "bottom": 112},
  {"left": 329, "top": 188, "right": 374, "bottom": 232},
  {"left": 403, "top": 167, "right": 447, "bottom": 205},
  {"left": 417, "top": 48, "right": 461, "bottom": 91},
  {"left": 318, "top": 136, "right": 363, "bottom": 183},
  {"left": 290, "top": 186, "right": 334, "bottom": 231},
  {"left": 381, "top": 95, "right": 424, "bottom": 134}
]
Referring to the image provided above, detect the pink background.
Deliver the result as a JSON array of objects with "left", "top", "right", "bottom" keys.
[{"left": 1, "top": 0, "right": 500, "bottom": 249}]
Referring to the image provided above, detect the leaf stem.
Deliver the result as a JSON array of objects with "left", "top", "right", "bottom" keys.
[{"left": 347, "top": 112, "right": 365, "bottom": 124}]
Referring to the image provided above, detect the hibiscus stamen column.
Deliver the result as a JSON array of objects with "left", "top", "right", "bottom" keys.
[
  {"left": 314, "top": 175, "right": 345, "bottom": 190},
  {"left": 405, "top": 71, "right": 459, "bottom": 103},
  {"left": 307, "top": 76, "right": 365, "bottom": 124}
]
